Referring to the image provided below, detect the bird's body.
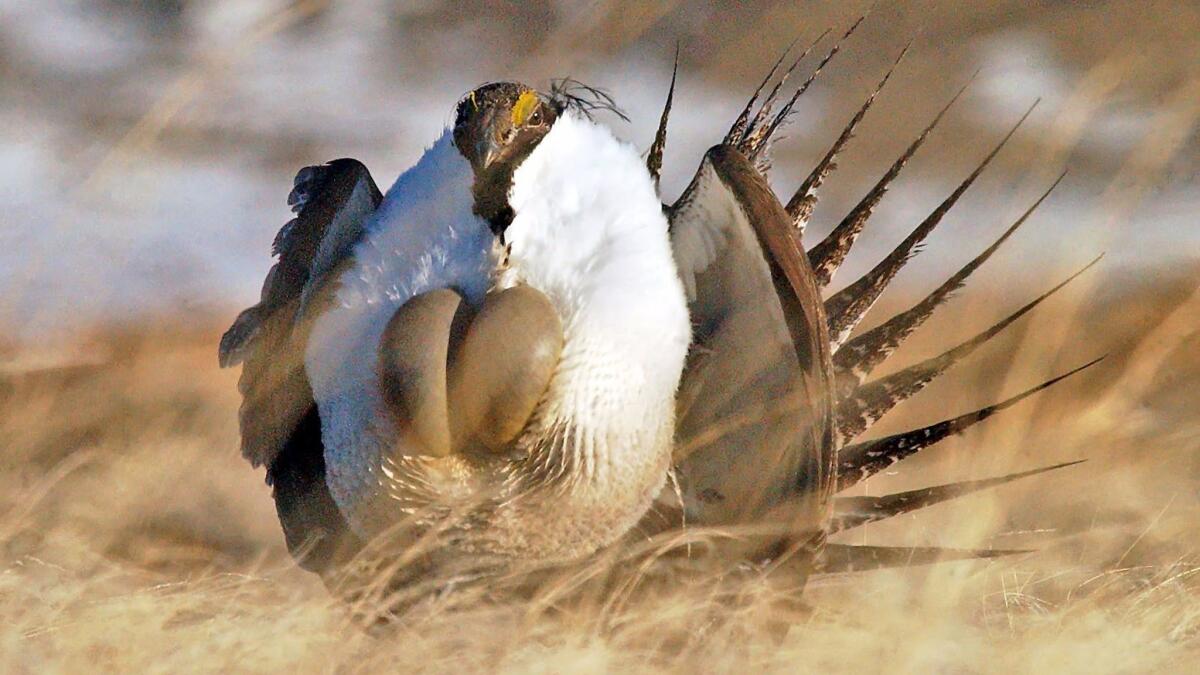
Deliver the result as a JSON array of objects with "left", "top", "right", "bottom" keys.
[
  {"left": 303, "top": 111, "right": 688, "bottom": 565},
  {"left": 223, "top": 23, "right": 1102, "bottom": 598},
  {"left": 305, "top": 130, "right": 494, "bottom": 538}
]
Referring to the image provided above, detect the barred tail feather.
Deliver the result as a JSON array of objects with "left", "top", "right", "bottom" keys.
[
  {"left": 823, "top": 101, "right": 1040, "bottom": 351},
  {"left": 723, "top": 36, "right": 801, "bottom": 145},
  {"left": 786, "top": 42, "right": 911, "bottom": 236},
  {"left": 830, "top": 460, "right": 1086, "bottom": 532},
  {"left": 738, "top": 32, "right": 827, "bottom": 152},
  {"left": 836, "top": 357, "right": 1103, "bottom": 490},
  {"left": 744, "top": 14, "right": 868, "bottom": 173},
  {"left": 806, "top": 76, "right": 975, "bottom": 289},
  {"left": 835, "top": 256, "right": 1102, "bottom": 444},
  {"left": 831, "top": 172, "right": 1068, "bottom": 398},
  {"left": 646, "top": 45, "right": 678, "bottom": 189}
]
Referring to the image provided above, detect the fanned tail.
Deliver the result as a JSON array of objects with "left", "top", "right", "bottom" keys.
[
  {"left": 830, "top": 460, "right": 1086, "bottom": 533},
  {"left": 836, "top": 256, "right": 1102, "bottom": 445},
  {"left": 786, "top": 42, "right": 911, "bottom": 236},
  {"left": 831, "top": 172, "right": 1067, "bottom": 398},
  {"left": 823, "top": 101, "right": 1039, "bottom": 351},
  {"left": 654, "top": 30, "right": 1104, "bottom": 581},
  {"left": 837, "top": 357, "right": 1103, "bottom": 490},
  {"left": 806, "top": 76, "right": 975, "bottom": 289}
]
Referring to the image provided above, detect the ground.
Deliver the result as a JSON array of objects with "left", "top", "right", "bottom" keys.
[{"left": 3, "top": 268, "right": 1197, "bottom": 673}]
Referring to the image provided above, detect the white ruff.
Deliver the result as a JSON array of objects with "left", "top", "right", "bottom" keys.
[
  {"left": 306, "top": 130, "right": 494, "bottom": 531},
  {"left": 506, "top": 111, "right": 691, "bottom": 436},
  {"left": 308, "top": 114, "right": 691, "bottom": 557},
  {"left": 498, "top": 111, "right": 691, "bottom": 554}
]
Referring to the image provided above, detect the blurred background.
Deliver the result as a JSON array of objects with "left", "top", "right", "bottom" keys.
[
  {"left": 1, "top": 1, "right": 1198, "bottom": 671},
  {"left": 1, "top": 0, "right": 1196, "bottom": 341}
]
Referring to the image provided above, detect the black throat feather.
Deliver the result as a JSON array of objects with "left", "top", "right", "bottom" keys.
[{"left": 456, "top": 79, "right": 628, "bottom": 235}]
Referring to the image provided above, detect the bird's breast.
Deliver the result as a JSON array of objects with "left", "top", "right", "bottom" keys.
[{"left": 474, "top": 301, "right": 684, "bottom": 560}]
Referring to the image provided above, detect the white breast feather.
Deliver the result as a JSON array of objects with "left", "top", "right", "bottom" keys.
[
  {"left": 308, "top": 113, "right": 692, "bottom": 548},
  {"left": 306, "top": 130, "right": 493, "bottom": 527},
  {"left": 506, "top": 111, "right": 691, "bottom": 479}
]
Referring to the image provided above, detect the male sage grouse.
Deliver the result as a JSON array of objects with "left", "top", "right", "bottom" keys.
[{"left": 220, "top": 21, "right": 1101, "bottom": 598}]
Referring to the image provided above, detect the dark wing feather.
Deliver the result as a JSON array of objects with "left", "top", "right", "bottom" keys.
[
  {"left": 667, "top": 144, "right": 835, "bottom": 545},
  {"left": 219, "top": 159, "right": 381, "bottom": 573},
  {"left": 221, "top": 159, "right": 382, "bottom": 468},
  {"left": 268, "top": 406, "right": 363, "bottom": 574}
]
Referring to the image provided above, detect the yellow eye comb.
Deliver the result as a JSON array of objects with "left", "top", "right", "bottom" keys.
[{"left": 511, "top": 91, "right": 539, "bottom": 126}]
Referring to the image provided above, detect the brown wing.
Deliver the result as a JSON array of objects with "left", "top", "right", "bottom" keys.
[
  {"left": 220, "top": 158, "right": 382, "bottom": 468},
  {"left": 646, "top": 26, "right": 1106, "bottom": 578},
  {"left": 667, "top": 144, "right": 835, "bottom": 546},
  {"left": 219, "top": 159, "right": 381, "bottom": 574}
]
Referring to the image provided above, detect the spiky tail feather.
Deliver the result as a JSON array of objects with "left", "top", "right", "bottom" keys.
[
  {"left": 837, "top": 356, "right": 1104, "bottom": 490},
  {"left": 646, "top": 45, "right": 678, "bottom": 189},
  {"left": 738, "top": 31, "right": 828, "bottom": 156},
  {"left": 723, "top": 34, "right": 806, "bottom": 146},
  {"left": 806, "top": 75, "right": 975, "bottom": 289},
  {"left": 786, "top": 42, "right": 911, "bottom": 236},
  {"left": 836, "top": 256, "right": 1102, "bottom": 445},
  {"left": 722, "top": 12, "right": 868, "bottom": 177},
  {"left": 831, "top": 172, "right": 1068, "bottom": 399},
  {"left": 740, "top": 16, "right": 867, "bottom": 172},
  {"left": 830, "top": 460, "right": 1085, "bottom": 533},
  {"left": 823, "top": 101, "right": 1040, "bottom": 351}
]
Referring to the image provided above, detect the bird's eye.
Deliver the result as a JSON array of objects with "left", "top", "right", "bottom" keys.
[{"left": 529, "top": 108, "right": 543, "bottom": 126}]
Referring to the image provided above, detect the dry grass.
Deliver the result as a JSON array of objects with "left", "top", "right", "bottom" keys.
[{"left": 2, "top": 265, "right": 1199, "bottom": 674}]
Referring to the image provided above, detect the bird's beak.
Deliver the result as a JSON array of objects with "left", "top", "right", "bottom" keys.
[
  {"left": 479, "top": 136, "right": 501, "bottom": 170},
  {"left": 475, "top": 111, "right": 504, "bottom": 171}
]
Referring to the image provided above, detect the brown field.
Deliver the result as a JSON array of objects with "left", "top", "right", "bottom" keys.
[{"left": 3, "top": 265, "right": 1198, "bottom": 673}]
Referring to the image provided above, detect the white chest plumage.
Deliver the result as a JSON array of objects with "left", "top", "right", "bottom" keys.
[
  {"left": 309, "top": 113, "right": 691, "bottom": 561},
  {"left": 306, "top": 131, "right": 494, "bottom": 532},
  {"left": 497, "top": 112, "right": 692, "bottom": 557}
]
